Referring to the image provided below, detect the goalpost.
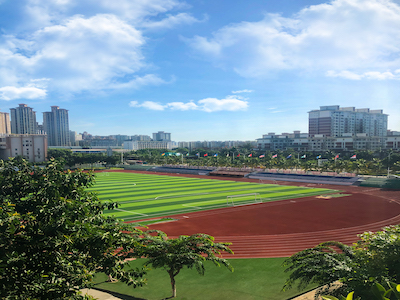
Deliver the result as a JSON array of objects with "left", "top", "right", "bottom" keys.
[{"left": 226, "top": 193, "right": 262, "bottom": 206}]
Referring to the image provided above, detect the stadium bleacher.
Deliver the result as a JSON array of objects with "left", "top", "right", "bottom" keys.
[
  {"left": 209, "top": 169, "right": 251, "bottom": 177},
  {"left": 148, "top": 166, "right": 216, "bottom": 176},
  {"left": 248, "top": 172, "right": 360, "bottom": 185}
]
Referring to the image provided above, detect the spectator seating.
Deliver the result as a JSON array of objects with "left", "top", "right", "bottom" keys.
[{"left": 248, "top": 172, "right": 360, "bottom": 185}]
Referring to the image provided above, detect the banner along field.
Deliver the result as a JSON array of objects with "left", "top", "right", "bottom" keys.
[{"left": 89, "top": 172, "right": 338, "bottom": 221}]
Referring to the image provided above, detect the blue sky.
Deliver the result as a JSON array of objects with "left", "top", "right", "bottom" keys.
[{"left": 1, "top": 0, "right": 400, "bottom": 141}]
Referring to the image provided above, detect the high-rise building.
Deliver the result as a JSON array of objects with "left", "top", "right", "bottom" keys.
[
  {"left": 308, "top": 105, "right": 388, "bottom": 137},
  {"left": 131, "top": 135, "right": 151, "bottom": 141},
  {"left": 43, "top": 106, "right": 70, "bottom": 146},
  {"left": 0, "top": 111, "right": 11, "bottom": 135},
  {"left": 10, "top": 104, "right": 37, "bottom": 134},
  {"left": 113, "top": 134, "right": 130, "bottom": 146},
  {"left": 153, "top": 131, "right": 171, "bottom": 141}
]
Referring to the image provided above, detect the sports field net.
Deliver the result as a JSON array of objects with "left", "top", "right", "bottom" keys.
[{"left": 227, "top": 193, "right": 262, "bottom": 206}]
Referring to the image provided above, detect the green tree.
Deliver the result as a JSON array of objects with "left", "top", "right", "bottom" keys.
[
  {"left": 47, "top": 148, "right": 74, "bottom": 166},
  {"left": 283, "top": 225, "right": 400, "bottom": 299},
  {"left": 283, "top": 241, "right": 354, "bottom": 292},
  {"left": 0, "top": 158, "right": 146, "bottom": 300},
  {"left": 322, "top": 282, "right": 400, "bottom": 300},
  {"left": 141, "top": 230, "right": 233, "bottom": 298}
]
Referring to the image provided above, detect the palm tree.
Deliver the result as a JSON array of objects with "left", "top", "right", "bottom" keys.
[{"left": 371, "top": 158, "right": 384, "bottom": 175}]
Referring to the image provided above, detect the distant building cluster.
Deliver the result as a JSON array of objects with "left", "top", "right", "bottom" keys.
[
  {"left": 0, "top": 104, "right": 399, "bottom": 163},
  {"left": 257, "top": 106, "right": 399, "bottom": 151},
  {"left": 0, "top": 103, "right": 71, "bottom": 162},
  {"left": 308, "top": 105, "right": 387, "bottom": 138},
  {"left": 124, "top": 131, "right": 173, "bottom": 150},
  {"left": 178, "top": 140, "right": 256, "bottom": 150}
]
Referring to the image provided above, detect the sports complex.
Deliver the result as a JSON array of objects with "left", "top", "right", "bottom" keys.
[{"left": 91, "top": 169, "right": 400, "bottom": 259}]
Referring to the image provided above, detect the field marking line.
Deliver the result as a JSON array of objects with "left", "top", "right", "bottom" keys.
[
  {"left": 182, "top": 204, "right": 203, "bottom": 209},
  {"left": 121, "top": 204, "right": 229, "bottom": 221},
  {"left": 155, "top": 192, "right": 209, "bottom": 200},
  {"left": 114, "top": 208, "right": 148, "bottom": 217}
]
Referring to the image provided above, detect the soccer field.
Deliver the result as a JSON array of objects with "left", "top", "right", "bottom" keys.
[{"left": 89, "top": 172, "right": 337, "bottom": 221}]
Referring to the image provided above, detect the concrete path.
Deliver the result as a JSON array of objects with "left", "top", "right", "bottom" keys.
[{"left": 81, "top": 288, "right": 123, "bottom": 300}]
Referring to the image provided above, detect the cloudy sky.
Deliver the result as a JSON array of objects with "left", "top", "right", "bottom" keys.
[{"left": 1, "top": 0, "right": 400, "bottom": 141}]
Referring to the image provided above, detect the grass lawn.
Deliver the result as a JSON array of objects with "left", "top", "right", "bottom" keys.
[
  {"left": 92, "top": 258, "right": 315, "bottom": 300},
  {"left": 90, "top": 172, "right": 337, "bottom": 221}
]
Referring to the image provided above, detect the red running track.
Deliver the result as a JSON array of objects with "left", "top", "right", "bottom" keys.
[{"left": 118, "top": 171, "right": 400, "bottom": 258}]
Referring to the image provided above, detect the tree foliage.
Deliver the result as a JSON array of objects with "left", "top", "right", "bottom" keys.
[
  {"left": 141, "top": 230, "right": 234, "bottom": 298},
  {"left": 0, "top": 158, "right": 146, "bottom": 300},
  {"left": 47, "top": 148, "right": 120, "bottom": 167},
  {"left": 282, "top": 241, "right": 354, "bottom": 292},
  {"left": 322, "top": 282, "right": 400, "bottom": 300},
  {"left": 283, "top": 226, "right": 400, "bottom": 299}
]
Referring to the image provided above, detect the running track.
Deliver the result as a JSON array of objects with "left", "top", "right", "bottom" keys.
[{"left": 114, "top": 170, "right": 400, "bottom": 258}]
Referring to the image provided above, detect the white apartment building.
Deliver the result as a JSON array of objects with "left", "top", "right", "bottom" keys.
[
  {"left": 257, "top": 131, "right": 309, "bottom": 151},
  {"left": 387, "top": 131, "right": 400, "bottom": 150},
  {"left": 153, "top": 131, "right": 171, "bottom": 141},
  {"left": 257, "top": 131, "right": 398, "bottom": 151},
  {"left": 124, "top": 140, "right": 172, "bottom": 151},
  {"left": 10, "top": 104, "right": 37, "bottom": 134},
  {"left": 43, "top": 106, "right": 70, "bottom": 146}
]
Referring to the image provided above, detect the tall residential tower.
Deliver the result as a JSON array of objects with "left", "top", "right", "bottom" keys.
[
  {"left": 153, "top": 131, "right": 171, "bottom": 141},
  {"left": 308, "top": 105, "right": 388, "bottom": 137},
  {"left": 43, "top": 106, "right": 70, "bottom": 146},
  {"left": 10, "top": 104, "right": 37, "bottom": 134},
  {"left": 0, "top": 111, "right": 11, "bottom": 135}
]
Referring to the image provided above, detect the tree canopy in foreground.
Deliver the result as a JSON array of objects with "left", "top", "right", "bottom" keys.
[
  {"left": 0, "top": 158, "right": 146, "bottom": 300},
  {"left": 283, "top": 225, "right": 400, "bottom": 299}
]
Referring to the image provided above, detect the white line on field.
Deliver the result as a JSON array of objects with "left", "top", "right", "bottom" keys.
[
  {"left": 114, "top": 208, "right": 148, "bottom": 216},
  {"left": 155, "top": 192, "right": 209, "bottom": 200},
  {"left": 182, "top": 204, "right": 203, "bottom": 209}
]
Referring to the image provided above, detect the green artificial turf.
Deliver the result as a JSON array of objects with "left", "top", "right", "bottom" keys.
[
  {"left": 89, "top": 172, "right": 337, "bottom": 221},
  {"left": 92, "top": 258, "right": 316, "bottom": 300}
]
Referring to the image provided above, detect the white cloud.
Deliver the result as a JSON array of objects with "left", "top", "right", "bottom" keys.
[
  {"left": 198, "top": 96, "right": 248, "bottom": 112},
  {"left": 141, "top": 101, "right": 165, "bottom": 110},
  {"left": 0, "top": 14, "right": 150, "bottom": 93},
  {"left": 327, "top": 70, "right": 400, "bottom": 80},
  {"left": 0, "top": 85, "right": 47, "bottom": 101},
  {"left": 232, "top": 89, "right": 254, "bottom": 94},
  {"left": 111, "top": 74, "right": 167, "bottom": 89},
  {"left": 364, "top": 71, "right": 397, "bottom": 80},
  {"left": 129, "top": 95, "right": 248, "bottom": 112},
  {"left": 187, "top": 0, "right": 400, "bottom": 78},
  {"left": 23, "top": 0, "right": 186, "bottom": 27},
  {"left": 93, "top": 0, "right": 186, "bottom": 22},
  {"left": 142, "top": 13, "right": 203, "bottom": 30},
  {"left": 326, "top": 70, "right": 363, "bottom": 80},
  {"left": 0, "top": 0, "right": 191, "bottom": 98},
  {"left": 167, "top": 101, "right": 198, "bottom": 110},
  {"left": 129, "top": 100, "right": 165, "bottom": 110}
]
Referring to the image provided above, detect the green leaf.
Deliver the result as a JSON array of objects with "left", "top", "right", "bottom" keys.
[
  {"left": 371, "top": 282, "right": 387, "bottom": 299},
  {"left": 346, "top": 291, "right": 354, "bottom": 300}
]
